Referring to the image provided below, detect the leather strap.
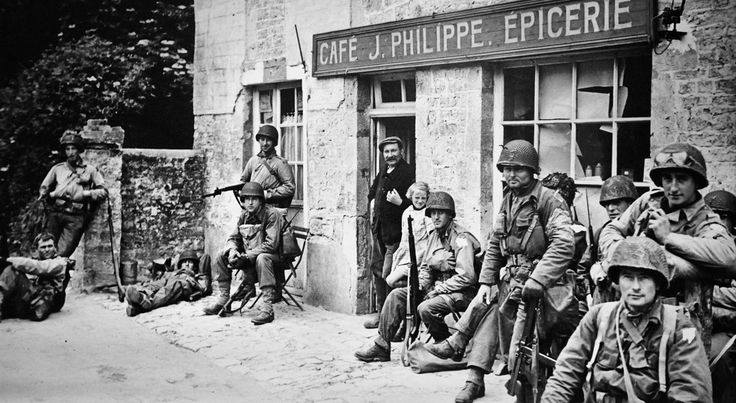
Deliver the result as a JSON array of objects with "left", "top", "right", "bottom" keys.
[
  {"left": 615, "top": 304, "right": 646, "bottom": 403},
  {"left": 260, "top": 157, "right": 283, "bottom": 186},
  {"left": 658, "top": 304, "right": 678, "bottom": 393}
]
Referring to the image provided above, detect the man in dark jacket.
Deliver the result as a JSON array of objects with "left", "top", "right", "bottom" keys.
[{"left": 364, "top": 136, "right": 414, "bottom": 328}]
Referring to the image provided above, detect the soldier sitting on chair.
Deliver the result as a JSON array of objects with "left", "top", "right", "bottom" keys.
[
  {"left": 354, "top": 191, "right": 480, "bottom": 362},
  {"left": 124, "top": 249, "right": 212, "bottom": 317},
  {"left": 0, "top": 233, "right": 72, "bottom": 322}
]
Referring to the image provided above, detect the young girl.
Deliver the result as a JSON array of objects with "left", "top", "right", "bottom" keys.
[{"left": 386, "top": 181, "right": 434, "bottom": 288}]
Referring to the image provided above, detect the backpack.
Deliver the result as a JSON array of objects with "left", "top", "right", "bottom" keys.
[{"left": 586, "top": 302, "right": 679, "bottom": 396}]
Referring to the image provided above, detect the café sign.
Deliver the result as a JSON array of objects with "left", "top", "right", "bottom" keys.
[{"left": 312, "top": 0, "right": 652, "bottom": 77}]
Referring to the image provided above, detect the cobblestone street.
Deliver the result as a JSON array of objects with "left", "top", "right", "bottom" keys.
[{"left": 101, "top": 291, "right": 514, "bottom": 402}]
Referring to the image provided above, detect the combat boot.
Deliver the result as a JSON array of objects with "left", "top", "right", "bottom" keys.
[
  {"left": 426, "top": 340, "right": 462, "bottom": 361},
  {"left": 125, "top": 286, "right": 143, "bottom": 306},
  {"left": 354, "top": 343, "right": 390, "bottom": 362},
  {"left": 203, "top": 281, "right": 230, "bottom": 315},
  {"left": 455, "top": 381, "right": 485, "bottom": 403},
  {"left": 251, "top": 286, "right": 275, "bottom": 325}
]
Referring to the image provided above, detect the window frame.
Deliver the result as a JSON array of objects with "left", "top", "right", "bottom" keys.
[{"left": 252, "top": 81, "right": 306, "bottom": 207}]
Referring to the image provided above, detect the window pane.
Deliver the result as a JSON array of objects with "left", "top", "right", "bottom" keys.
[
  {"left": 617, "top": 122, "right": 650, "bottom": 182},
  {"left": 281, "top": 126, "right": 296, "bottom": 160},
  {"left": 576, "top": 123, "right": 613, "bottom": 180},
  {"left": 539, "top": 123, "right": 571, "bottom": 176},
  {"left": 296, "top": 126, "right": 303, "bottom": 161},
  {"left": 504, "top": 67, "right": 534, "bottom": 121},
  {"left": 295, "top": 165, "right": 304, "bottom": 201},
  {"left": 404, "top": 79, "right": 416, "bottom": 102},
  {"left": 280, "top": 88, "right": 296, "bottom": 124},
  {"left": 259, "top": 91, "right": 273, "bottom": 123},
  {"left": 380, "top": 80, "right": 402, "bottom": 102},
  {"left": 297, "top": 87, "right": 304, "bottom": 123},
  {"left": 539, "top": 64, "right": 572, "bottom": 119},
  {"left": 577, "top": 60, "right": 613, "bottom": 119},
  {"left": 503, "top": 125, "right": 534, "bottom": 144},
  {"left": 620, "top": 56, "right": 651, "bottom": 118}
]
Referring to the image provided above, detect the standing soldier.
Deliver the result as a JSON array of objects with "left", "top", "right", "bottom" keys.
[
  {"left": 581, "top": 175, "right": 639, "bottom": 305},
  {"left": 543, "top": 237, "right": 712, "bottom": 402},
  {"left": 428, "top": 140, "right": 575, "bottom": 403},
  {"left": 240, "top": 124, "right": 295, "bottom": 208},
  {"left": 364, "top": 136, "right": 414, "bottom": 329},
  {"left": 203, "top": 182, "right": 284, "bottom": 325},
  {"left": 599, "top": 143, "right": 736, "bottom": 356},
  {"left": 39, "top": 131, "right": 107, "bottom": 257}
]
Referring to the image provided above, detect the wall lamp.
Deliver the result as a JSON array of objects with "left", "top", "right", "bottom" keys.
[{"left": 655, "top": 0, "right": 687, "bottom": 41}]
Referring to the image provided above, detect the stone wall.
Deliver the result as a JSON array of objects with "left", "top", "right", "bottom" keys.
[
  {"left": 120, "top": 149, "right": 206, "bottom": 276},
  {"left": 651, "top": 0, "right": 736, "bottom": 194}
]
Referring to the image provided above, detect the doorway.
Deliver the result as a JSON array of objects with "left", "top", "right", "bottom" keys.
[{"left": 370, "top": 116, "right": 416, "bottom": 180}]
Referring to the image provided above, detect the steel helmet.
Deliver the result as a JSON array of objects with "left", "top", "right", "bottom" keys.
[
  {"left": 425, "top": 191, "right": 456, "bottom": 218},
  {"left": 649, "top": 143, "right": 708, "bottom": 189},
  {"left": 496, "top": 140, "right": 539, "bottom": 173},
  {"left": 600, "top": 175, "right": 638, "bottom": 206},
  {"left": 239, "top": 182, "right": 265, "bottom": 199},
  {"left": 608, "top": 237, "right": 670, "bottom": 290},
  {"left": 59, "top": 130, "right": 84, "bottom": 151},
  {"left": 256, "top": 125, "right": 279, "bottom": 146},
  {"left": 705, "top": 190, "right": 736, "bottom": 216},
  {"left": 177, "top": 249, "right": 200, "bottom": 269}
]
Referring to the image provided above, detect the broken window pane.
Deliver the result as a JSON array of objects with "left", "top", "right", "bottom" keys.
[
  {"left": 577, "top": 60, "right": 613, "bottom": 119},
  {"left": 280, "top": 88, "right": 296, "bottom": 124},
  {"left": 380, "top": 80, "right": 402, "bottom": 102},
  {"left": 504, "top": 67, "right": 534, "bottom": 121},
  {"left": 617, "top": 122, "right": 650, "bottom": 182},
  {"left": 503, "top": 125, "right": 534, "bottom": 144},
  {"left": 539, "top": 123, "right": 571, "bottom": 176},
  {"left": 576, "top": 123, "right": 613, "bottom": 180},
  {"left": 620, "top": 56, "right": 651, "bottom": 118},
  {"left": 404, "top": 79, "right": 416, "bottom": 102},
  {"left": 539, "top": 64, "right": 571, "bottom": 119}
]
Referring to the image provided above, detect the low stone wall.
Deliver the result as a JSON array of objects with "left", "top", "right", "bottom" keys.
[{"left": 120, "top": 149, "right": 206, "bottom": 278}]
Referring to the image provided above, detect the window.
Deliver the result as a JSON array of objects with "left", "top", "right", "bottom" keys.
[
  {"left": 371, "top": 73, "right": 416, "bottom": 112},
  {"left": 498, "top": 55, "right": 651, "bottom": 184},
  {"left": 253, "top": 83, "right": 305, "bottom": 205}
]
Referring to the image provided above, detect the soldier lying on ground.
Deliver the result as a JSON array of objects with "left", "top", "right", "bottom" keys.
[
  {"left": 0, "top": 233, "right": 72, "bottom": 322},
  {"left": 543, "top": 237, "right": 712, "bottom": 402},
  {"left": 354, "top": 191, "right": 480, "bottom": 362},
  {"left": 124, "top": 249, "right": 212, "bottom": 317},
  {"left": 424, "top": 140, "right": 576, "bottom": 403},
  {"left": 203, "top": 182, "right": 284, "bottom": 325}
]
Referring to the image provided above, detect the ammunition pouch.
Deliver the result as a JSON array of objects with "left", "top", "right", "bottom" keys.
[{"left": 51, "top": 198, "right": 88, "bottom": 215}]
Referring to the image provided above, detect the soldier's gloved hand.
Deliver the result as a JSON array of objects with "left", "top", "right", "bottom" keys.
[{"left": 521, "top": 279, "right": 545, "bottom": 301}]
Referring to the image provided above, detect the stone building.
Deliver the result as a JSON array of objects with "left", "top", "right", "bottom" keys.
[{"left": 193, "top": 0, "right": 736, "bottom": 314}]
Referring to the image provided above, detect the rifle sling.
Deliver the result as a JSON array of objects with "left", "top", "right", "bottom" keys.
[{"left": 260, "top": 158, "right": 283, "bottom": 187}]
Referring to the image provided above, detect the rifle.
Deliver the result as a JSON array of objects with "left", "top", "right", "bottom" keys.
[
  {"left": 202, "top": 183, "right": 244, "bottom": 200},
  {"left": 506, "top": 301, "right": 555, "bottom": 402},
  {"left": 401, "top": 216, "right": 421, "bottom": 366},
  {"left": 218, "top": 267, "right": 256, "bottom": 317},
  {"left": 106, "top": 197, "right": 125, "bottom": 302}
]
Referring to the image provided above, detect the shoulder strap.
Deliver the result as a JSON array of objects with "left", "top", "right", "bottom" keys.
[
  {"left": 586, "top": 302, "right": 617, "bottom": 384},
  {"left": 615, "top": 304, "right": 646, "bottom": 403},
  {"left": 658, "top": 304, "right": 679, "bottom": 393},
  {"left": 260, "top": 157, "right": 283, "bottom": 186},
  {"left": 519, "top": 213, "right": 540, "bottom": 251}
]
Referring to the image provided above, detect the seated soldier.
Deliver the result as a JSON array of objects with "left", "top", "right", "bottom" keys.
[
  {"left": 0, "top": 233, "right": 72, "bottom": 322},
  {"left": 124, "top": 249, "right": 212, "bottom": 317},
  {"left": 543, "top": 237, "right": 712, "bottom": 402},
  {"left": 354, "top": 191, "right": 480, "bottom": 362},
  {"left": 203, "top": 182, "right": 284, "bottom": 325}
]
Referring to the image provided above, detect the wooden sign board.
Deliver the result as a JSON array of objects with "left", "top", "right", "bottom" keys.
[{"left": 313, "top": 0, "right": 652, "bottom": 77}]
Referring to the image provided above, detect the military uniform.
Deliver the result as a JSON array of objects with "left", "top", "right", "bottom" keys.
[
  {"left": 240, "top": 151, "right": 295, "bottom": 208},
  {"left": 40, "top": 160, "right": 107, "bottom": 257},
  {"left": 0, "top": 256, "right": 68, "bottom": 321}
]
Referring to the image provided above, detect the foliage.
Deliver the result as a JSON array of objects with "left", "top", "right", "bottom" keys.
[{"left": 0, "top": 1, "right": 194, "bottom": 253}]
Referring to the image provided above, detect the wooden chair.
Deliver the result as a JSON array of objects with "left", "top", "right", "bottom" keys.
[{"left": 249, "top": 225, "right": 308, "bottom": 311}]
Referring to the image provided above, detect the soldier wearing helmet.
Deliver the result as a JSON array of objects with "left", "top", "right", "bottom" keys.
[
  {"left": 239, "top": 124, "right": 295, "bottom": 208},
  {"left": 425, "top": 140, "right": 576, "bottom": 403},
  {"left": 363, "top": 136, "right": 415, "bottom": 329},
  {"left": 355, "top": 191, "right": 480, "bottom": 362},
  {"left": 600, "top": 143, "right": 736, "bottom": 355},
  {"left": 705, "top": 190, "right": 736, "bottom": 236},
  {"left": 39, "top": 130, "right": 107, "bottom": 257},
  {"left": 544, "top": 236, "right": 712, "bottom": 402},
  {"left": 203, "top": 182, "right": 284, "bottom": 325},
  {"left": 124, "top": 249, "right": 212, "bottom": 317}
]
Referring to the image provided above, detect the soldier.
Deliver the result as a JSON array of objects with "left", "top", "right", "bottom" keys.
[
  {"left": 582, "top": 175, "right": 639, "bottom": 305},
  {"left": 364, "top": 136, "right": 414, "bottom": 329},
  {"left": 543, "top": 237, "right": 712, "bottom": 402},
  {"left": 354, "top": 191, "right": 479, "bottom": 362},
  {"left": 124, "top": 249, "right": 212, "bottom": 317},
  {"left": 426, "top": 140, "right": 575, "bottom": 403},
  {"left": 203, "top": 182, "right": 284, "bottom": 325},
  {"left": 600, "top": 143, "right": 736, "bottom": 356},
  {"left": 704, "top": 190, "right": 736, "bottom": 237},
  {"left": 0, "top": 233, "right": 72, "bottom": 321},
  {"left": 39, "top": 131, "right": 107, "bottom": 257},
  {"left": 240, "top": 124, "right": 295, "bottom": 208}
]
